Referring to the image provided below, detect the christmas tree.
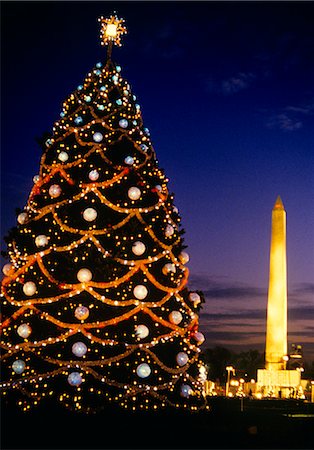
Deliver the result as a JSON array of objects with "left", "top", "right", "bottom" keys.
[{"left": 0, "top": 14, "right": 208, "bottom": 414}]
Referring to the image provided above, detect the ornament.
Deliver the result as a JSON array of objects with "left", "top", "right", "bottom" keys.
[
  {"left": 112, "top": 75, "right": 119, "bottom": 84},
  {"left": 77, "top": 268, "right": 92, "bottom": 283},
  {"left": 77, "top": 85, "right": 83, "bottom": 90},
  {"left": 95, "top": 69, "right": 101, "bottom": 76},
  {"left": 155, "top": 185, "right": 162, "bottom": 192},
  {"left": 88, "top": 170, "right": 100, "bottom": 181},
  {"left": 124, "top": 156, "right": 134, "bottom": 165},
  {"left": 96, "top": 62, "right": 102, "bottom": 68},
  {"left": 17, "top": 324, "right": 32, "bottom": 339},
  {"left": 100, "top": 86, "right": 107, "bottom": 92},
  {"left": 83, "top": 207, "right": 97, "bottom": 222},
  {"left": 49, "top": 184, "right": 62, "bottom": 198},
  {"left": 169, "top": 311, "right": 183, "bottom": 325},
  {"left": 173, "top": 206, "right": 179, "bottom": 214},
  {"left": 35, "top": 235, "right": 49, "bottom": 248},
  {"left": 144, "top": 128, "right": 150, "bottom": 136},
  {"left": 165, "top": 224, "right": 174, "bottom": 237},
  {"left": 180, "top": 384, "right": 193, "bottom": 398},
  {"left": 135, "top": 324, "right": 149, "bottom": 339},
  {"left": 98, "top": 105, "right": 105, "bottom": 111},
  {"left": 179, "top": 251, "right": 190, "bottom": 264},
  {"left": 132, "top": 241, "right": 146, "bottom": 256},
  {"left": 128, "top": 187, "right": 141, "bottom": 200},
  {"left": 116, "top": 65, "right": 121, "bottom": 72},
  {"left": 17, "top": 212, "right": 28, "bottom": 224},
  {"left": 2, "top": 263, "right": 12, "bottom": 276},
  {"left": 140, "top": 144, "right": 148, "bottom": 151},
  {"left": 189, "top": 292, "right": 201, "bottom": 306},
  {"left": 116, "top": 99, "right": 122, "bottom": 105},
  {"left": 194, "top": 331, "right": 205, "bottom": 345},
  {"left": 23, "top": 281, "right": 37, "bottom": 296},
  {"left": 12, "top": 360, "right": 25, "bottom": 374},
  {"left": 133, "top": 285, "right": 148, "bottom": 300},
  {"left": 33, "top": 175, "right": 40, "bottom": 183},
  {"left": 176, "top": 352, "right": 189, "bottom": 366},
  {"left": 119, "top": 119, "right": 128, "bottom": 128},
  {"left": 72, "top": 342, "right": 88, "bottom": 357},
  {"left": 67, "top": 372, "right": 83, "bottom": 386},
  {"left": 58, "top": 151, "right": 69, "bottom": 162},
  {"left": 162, "top": 263, "right": 176, "bottom": 275},
  {"left": 75, "top": 306, "right": 90, "bottom": 321},
  {"left": 93, "top": 132, "right": 103, "bottom": 142},
  {"left": 136, "top": 363, "right": 151, "bottom": 378},
  {"left": 84, "top": 95, "right": 91, "bottom": 102},
  {"left": 74, "top": 116, "right": 83, "bottom": 124}
]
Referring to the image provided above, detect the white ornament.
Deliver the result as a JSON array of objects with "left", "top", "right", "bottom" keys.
[
  {"left": 180, "top": 384, "right": 193, "bottom": 398},
  {"left": 119, "top": 119, "right": 128, "bottom": 128},
  {"left": 33, "top": 175, "right": 40, "bottom": 183},
  {"left": 67, "top": 372, "right": 83, "bottom": 386},
  {"left": 133, "top": 285, "right": 148, "bottom": 300},
  {"left": 132, "top": 241, "right": 146, "bottom": 256},
  {"left": 58, "top": 151, "right": 69, "bottom": 162},
  {"left": 176, "top": 352, "right": 189, "bottom": 366},
  {"left": 136, "top": 363, "right": 151, "bottom": 378},
  {"left": 17, "top": 212, "right": 28, "bottom": 224},
  {"left": 12, "top": 360, "right": 25, "bottom": 374},
  {"left": 128, "top": 187, "right": 141, "bottom": 200},
  {"left": 88, "top": 170, "right": 99, "bottom": 181},
  {"left": 83, "top": 207, "right": 97, "bottom": 222},
  {"left": 17, "top": 324, "right": 32, "bottom": 339},
  {"left": 124, "top": 156, "right": 134, "bottom": 165},
  {"left": 49, "top": 184, "right": 62, "bottom": 198},
  {"left": 173, "top": 206, "right": 179, "bottom": 214},
  {"left": 93, "top": 132, "right": 103, "bottom": 142},
  {"left": 169, "top": 311, "right": 183, "bottom": 325},
  {"left": 165, "top": 224, "right": 174, "bottom": 237},
  {"left": 194, "top": 331, "right": 205, "bottom": 345},
  {"left": 189, "top": 292, "right": 201, "bottom": 306},
  {"left": 72, "top": 342, "right": 87, "bottom": 357},
  {"left": 77, "top": 268, "right": 92, "bottom": 283},
  {"left": 23, "top": 281, "right": 37, "bottom": 296},
  {"left": 75, "top": 306, "right": 90, "bottom": 321},
  {"left": 179, "top": 251, "right": 190, "bottom": 264},
  {"left": 135, "top": 324, "right": 149, "bottom": 339},
  {"left": 155, "top": 185, "right": 162, "bottom": 192},
  {"left": 162, "top": 263, "right": 176, "bottom": 275},
  {"left": 35, "top": 235, "right": 49, "bottom": 248},
  {"left": 2, "top": 263, "right": 12, "bottom": 276}
]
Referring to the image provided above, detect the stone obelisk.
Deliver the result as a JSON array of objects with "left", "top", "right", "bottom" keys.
[{"left": 265, "top": 196, "right": 287, "bottom": 370}]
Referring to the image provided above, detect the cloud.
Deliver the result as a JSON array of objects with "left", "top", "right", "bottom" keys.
[
  {"left": 221, "top": 72, "right": 255, "bottom": 95},
  {"left": 265, "top": 99, "right": 314, "bottom": 131},
  {"left": 266, "top": 113, "right": 303, "bottom": 131}
]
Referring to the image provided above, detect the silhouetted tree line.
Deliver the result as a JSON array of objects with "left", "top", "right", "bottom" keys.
[{"left": 200, "top": 346, "right": 314, "bottom": 382}]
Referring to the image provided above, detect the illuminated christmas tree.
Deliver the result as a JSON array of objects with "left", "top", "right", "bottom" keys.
[{"left": 0, "top": 14, "right": 208, "bottom": 413}]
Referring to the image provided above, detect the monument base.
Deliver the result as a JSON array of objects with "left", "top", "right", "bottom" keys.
[{"left": 257, "top": 369, "right": 301, "bottom": 398}]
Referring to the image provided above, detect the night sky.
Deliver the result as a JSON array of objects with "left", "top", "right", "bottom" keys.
[{"left": 1, "top": 1, "right": 314, "bottom": 360}]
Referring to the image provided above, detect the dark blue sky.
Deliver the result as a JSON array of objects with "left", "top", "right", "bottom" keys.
[{"left": 1, "top": 1, "right": 314, "bottom": 360}]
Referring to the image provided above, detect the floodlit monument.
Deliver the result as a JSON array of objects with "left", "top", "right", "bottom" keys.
[{"left": 257, "top": 196, "right": 302, "bottom": 398}]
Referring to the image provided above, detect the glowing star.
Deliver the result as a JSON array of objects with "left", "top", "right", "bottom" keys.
[{"left": 98, "top": 14, "right": 127, "bottom": 48}]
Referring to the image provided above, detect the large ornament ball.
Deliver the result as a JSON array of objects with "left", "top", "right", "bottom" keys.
[
  {"left": 74, "top": 116, "right": 83, "bottom": 124},
  {"left": 176, "top": 352, "right": 189, "bottom": 366},
  {"left": 128, "top": 187, "right": 141, "bottom": 201},
  {"left": 124, "top": 156, "right": 134, "bottom": 165},
  {"left": 133, "top": 285, "right": 148, "bottom": 300},
  {"left": 72, "top": 342, "right": 88, "bottom": 357},
  {"left": 33, "top": 175, "right": 40, "bottom": 183},
  {"left": 119, "top": 119, "right": 128, "bottom": 128},
  {"left": 75, "top": 306, "right": 90, "bottom": 321},
  {"left": 35, "top": 235, "right": 49, "bottom": 248},
  {"left": 132, "top": 241, "right": 146, "bottom": 256},
  {"left": 189, "top": 292, "right": 201, "bottom": 306},
  {"left": 136, "top": 363, "right": 151, "bottom": 378},
  {"left": 12, "top": 360, "right": 26, "bottom": 374},
  {"left": 93, "top": 132, "right": 103, "bottom": 142},
  {"left": 49, "top": 184, "right": 62, "bottom": 198},
  {"left": 165, "top": 224, "right": 174, "bottom": 237},
  {"left": 162, "top": 263, "right": 176, "bottom": 275},
  {"left": 135, "top": 324, "right": 149, "bottom": 339},
  {"left": 17, "top": 324, "right": 32, "bottom": 339},
  {"left": 17, "top": 212, "right": 28, "bottom": 225},
  {"left": 180, "top": 384, "right": 193, "bottom": 398},
  {"left": 58, "top": 151, "right": 69, "bottom": 162},
  {"left": 88, "top": 170, "right": 99, "bottom": 181},
  {"left": 2, "top": 263, "right": 12, "bottom": 276},
  {"left": 67, "top": 372, "right": 83, "bottom": 386},
  {"left": 194, "top": 331, "right": 205, "bottom": 345},
  {"left": 179, "top": 251, "right": 190, "bottom": 264},
  {"left": 77, "top": 268, "right": 92, "bottom": 283},
  {"left": 23, "top": 281, "right": 37, "bottom": 296},
  {"left": 169, "top": 310, "right": 183, "bottom": 325},
  {"left": 83, "top": 207, "right": 97, "bottom": 222}
]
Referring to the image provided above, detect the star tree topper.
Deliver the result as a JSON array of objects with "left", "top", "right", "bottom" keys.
[{"left": 98, "top": 13, "right": 127, "bottom": 48}]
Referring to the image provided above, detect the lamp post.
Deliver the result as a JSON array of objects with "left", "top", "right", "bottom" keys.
[{"left": 226, "top": 366, "right": 235, "bottom": 397}]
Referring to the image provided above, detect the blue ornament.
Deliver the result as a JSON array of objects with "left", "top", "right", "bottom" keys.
[
  {"left": 112, "top": 75, "right": 119, "bottom": 83},
  {"left": 67, "top": 372, "right": 82, "bottom": 386},
  {"left": 133, "top": 95, "right": 137, "bottom": 101},
  {"left": 12, "top": 360, "right": 25, "bottom": 374},
  {"left": 95, "top": 69, "right": 101, "bottom": 76},
  {"left": 133, "top": 120, "right": 137, "bottom": 125},
  {"left": 124, "top": 156, "right": 134, "bottom": 165},
  {"left": 77, "top": 85, "right": 83, "bottom": 90},
  {"left": 97, "top": 105, "right": 105, "bottom": 111},
  {"left": 144, "top": 128, "right": 150, "bottom": 136},
  {"left": 84, "top": 95, "right": 91, "bottom": 102},
  {"left": 116, "top": 65, "right": 121, "bottom": 72},
  {"left": 45, "top": 139, "right": 52, "bottom": 147},
  {"left": 140, "top": 144, "right": 148, "bottom": 151},
  {"left": 100, "top": 86, "right": 107, "bottom": 91},
  {"left": 180, "top": 384, "right": 193, "bottom": 398},
  {"left": 119, "top": 119, "right": 128, "bottom": 129},
  {"left": 96, "top": 62, "right": 102, "bottom": 68},
  {"left": 135, "top": 104, "right": 140, "bottom": 110},
  {"left": 116, "top": 99, "right": 123, "bottom": 106},
  {"left": 74, "top": 116, "right": 83, "bottom": 125},
  {"left": 60, "top": 112, "right": 65, "bottom": 118}
]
